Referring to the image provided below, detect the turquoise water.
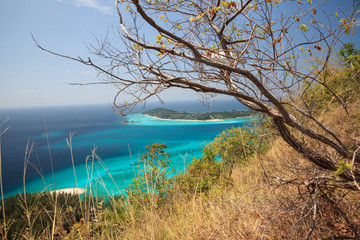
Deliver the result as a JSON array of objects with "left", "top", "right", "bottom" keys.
[{"left": 2, "top": 105, "right": 255, "bottom": 197}]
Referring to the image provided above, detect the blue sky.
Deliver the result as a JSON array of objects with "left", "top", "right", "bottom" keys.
[
  {"left": 0, "top": 0, "right": 359, "bottom": 108},
  {"left": 0, "top": 0, "right": 121, "bottom": 108}
]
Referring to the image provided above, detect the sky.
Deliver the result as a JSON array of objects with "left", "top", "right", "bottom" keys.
[
  {"left": 0, "top": 0, "right": 119, "bottom": 108},
  {"left": 0, "top": 0, "right": 359, "bottom": 109}
]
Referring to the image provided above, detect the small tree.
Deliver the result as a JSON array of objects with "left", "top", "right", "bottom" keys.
[
  {"left": 212, "top": 127, "right": 256, "bottom": 175},
  {"left": 37, "top": 0, "right": 360, "bottom": 186},
  {"left": 126, "top": 143, "right": 175, "bottom": 203},
  {"left": 179, "top": 143, "right": 226, "bottom": 193}
]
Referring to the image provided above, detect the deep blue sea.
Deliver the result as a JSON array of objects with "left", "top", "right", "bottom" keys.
[{"left": 0, "top": 100, "right": 254, "bottom": 197}]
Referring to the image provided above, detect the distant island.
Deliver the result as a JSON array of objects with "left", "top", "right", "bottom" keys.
[{"left": 142, "top": 108, "right": 257, "bottom": 121}]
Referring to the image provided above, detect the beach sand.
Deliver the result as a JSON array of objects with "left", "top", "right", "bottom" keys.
[
  {"left": 51, "top": 187, "right": 87, "bottom": 195},
  {"left": 142, "top": 114, "right": 223, "bottom": 122}
]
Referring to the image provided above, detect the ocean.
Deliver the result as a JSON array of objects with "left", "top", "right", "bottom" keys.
[{"left": 0, "top": 100, "right": 255, "bottom": 197}]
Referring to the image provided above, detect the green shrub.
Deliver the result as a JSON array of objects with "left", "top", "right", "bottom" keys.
[
  {"left": 126, "top": 143, "right": 175, "bottom": 205},
  {"left": 178, "top": 143, "right": 225, "bottom": 193},
  {"left": 303, "top": 43, "right": 360, "bottom": 110},
  {"left": 176, "top": 126, "right": 267, "bottom": 194},
  {"left": 212, "top": 127, "right": 256, "bottom": 173}
]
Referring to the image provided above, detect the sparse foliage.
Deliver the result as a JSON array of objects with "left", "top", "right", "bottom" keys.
[
  {"left": 29, "top": 0, "right": 360, "bottom": 238},
  {"left": 126, "top": 143, "right": 175, "bottom": 204},
  {"left": 35, "top": 0, "right": 360, "bottom": 187},
  {"left": 178, "top": 143, "right": 226, "bottom": 193},
  {"left": 212, "top": 127, "right": 255, "bottom": 175}
]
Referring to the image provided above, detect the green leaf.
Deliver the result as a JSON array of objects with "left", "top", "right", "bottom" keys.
[
  {"left": 299, "top": 24, "right": 309, "bottom": 32},
  {"left": 345, "top": 163, "right": 352, "bottom": 169}
]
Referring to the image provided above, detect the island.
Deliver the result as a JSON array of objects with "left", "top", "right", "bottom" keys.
[{"left": 142, "top": 108, "right": 257, "bottom": 120}]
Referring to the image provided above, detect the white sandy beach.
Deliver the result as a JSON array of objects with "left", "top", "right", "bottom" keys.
[{"left": 142, "top": 114, "right": 224, "bottom": 122}]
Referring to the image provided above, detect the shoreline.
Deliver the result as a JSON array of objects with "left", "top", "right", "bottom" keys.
[
  {"left": 51, "top": 187, "right": 87, "bottom": 195},
  {"left": 142, "top": 114, "right": 250, "bottom": 122}
]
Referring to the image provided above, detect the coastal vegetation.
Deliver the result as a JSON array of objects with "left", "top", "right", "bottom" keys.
[
  {"left": 36, "top": 0, "right": 360, "bottom": 189},
  {"left": 6, "top": 0, "right": 359, "bottom": 239},
  {"left": 142, "top": 108, "right": 257, "bottom": 120},
  {"left": 2, "top": 46, "right": 360, "bottom": 237}
]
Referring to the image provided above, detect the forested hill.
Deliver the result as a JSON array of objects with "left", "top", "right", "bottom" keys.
[{"left": 142, "top": 108, "right": 257, "bottom": 120}]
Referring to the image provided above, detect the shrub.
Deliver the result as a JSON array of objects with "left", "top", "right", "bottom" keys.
[
  {"left": 212, "top": 127, "right": 256, "bottom": 174},
  {"left": 126, "top": 143, "right": 175, "bottom": 205},
  {"left": 303, "top": 44, "right": 360, "bottom": 110},
  {"left": 178, "top": 143, "right": 225, "bottom": 193}
]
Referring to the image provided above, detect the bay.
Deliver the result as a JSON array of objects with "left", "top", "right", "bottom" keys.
[{"left": 0, "top": 100, "right": 255, "bottom": 197}]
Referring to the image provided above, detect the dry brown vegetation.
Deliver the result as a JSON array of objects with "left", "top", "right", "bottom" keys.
[
  {"left": 106, "top": 69, "right": 360, "bottom": 239},
  {"left": 2, "top": 78, "right": 360, "bottom": 239},
  {"left": 111, "top": 141, "right": 359, "bottom": 239},
  {"left": 2, "top": 46, "right": 360, "bottom": 239},
  {"left": 1, "top": 102, "right": 360, "bottom": 239}
]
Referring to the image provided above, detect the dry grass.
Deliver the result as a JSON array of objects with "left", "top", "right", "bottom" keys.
[
  {"left": 2, "top": 99, "right": 360, "bottom": 239},
  {"left": 111, "top": 131, "right": 360, "bottom": 240},
  {"left": 112, "top": 140, "right": 295, "bottom": 239},
  {"left": 2, "top": 144, "right": 359, "bottom": 239},
  {"left": 2, "top": 131, "right": 359, "bottom": 239}
]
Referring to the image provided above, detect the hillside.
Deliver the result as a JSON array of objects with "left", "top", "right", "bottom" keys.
[{"left": 1, "top": 51, "right": 360, "bottom": 240}]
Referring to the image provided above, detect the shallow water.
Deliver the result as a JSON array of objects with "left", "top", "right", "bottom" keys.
[{"left": 1, "top": 101, "right": 255, "bottom": 197}]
